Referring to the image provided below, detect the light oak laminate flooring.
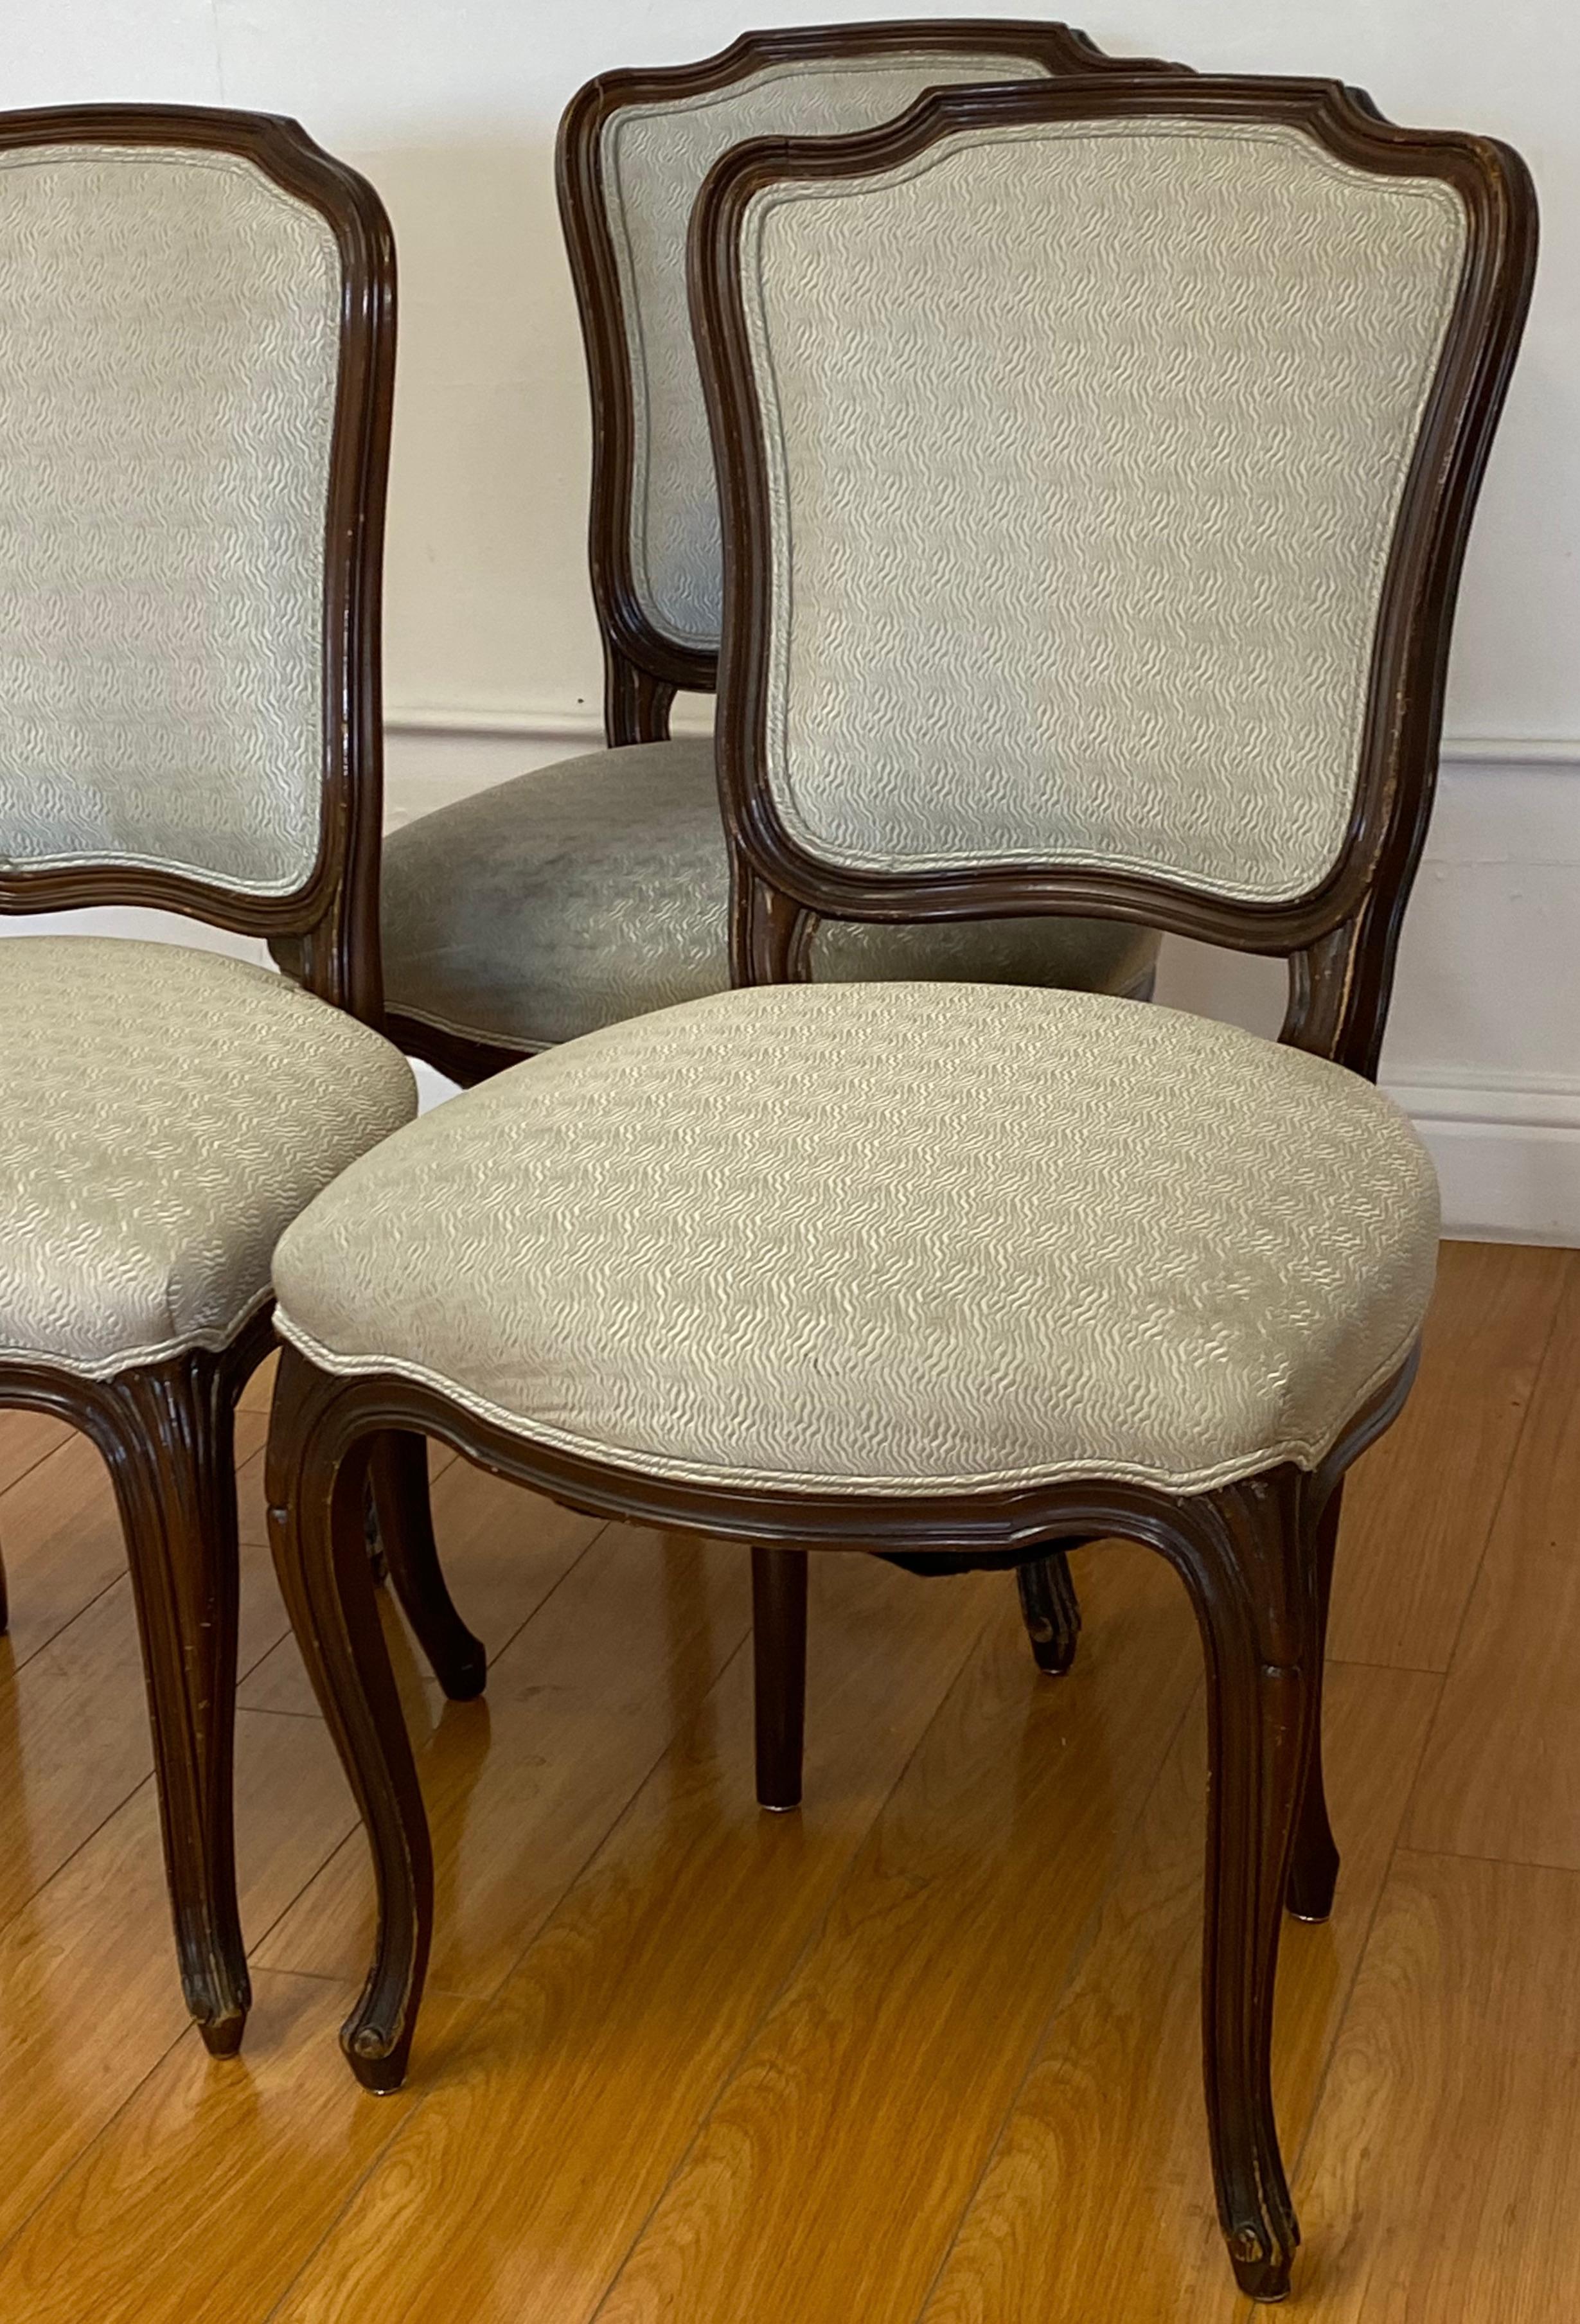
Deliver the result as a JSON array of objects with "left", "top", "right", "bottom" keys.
[{"left": 0, "top": 1238, "right": 1572, "bottom": 2319}]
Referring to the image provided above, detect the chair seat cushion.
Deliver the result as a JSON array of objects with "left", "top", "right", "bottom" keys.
[
  {"left": 380, "top": 740, "right": 1158, "bottom": 1049},
  {"left": 1, "top": 937, "right": 416, "bottom": 1376},
  {"left": 272, "top": 982, "right": 1437, "bottom": 1499}
]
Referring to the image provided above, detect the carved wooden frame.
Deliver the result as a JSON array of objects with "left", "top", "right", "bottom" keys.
[
  {"left": 690, "top": 73, "right": 1538, "bottom": 1080},
  {"left": 0, "top": 105, "right": 399, "bottom": 2052},
  {"left": 267, "top": 74, "right": 1533, "bottom": 2300},
  {"left": 267, "top": 1341, "right": 1412, "bottom": 2298},
  {"left": 0, "top": 102, "right": 396, "bottom": 1021}
]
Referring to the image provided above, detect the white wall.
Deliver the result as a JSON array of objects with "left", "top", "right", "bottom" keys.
[{"left": 12, "top": 2, "right": 1580, "bottom": 1237}]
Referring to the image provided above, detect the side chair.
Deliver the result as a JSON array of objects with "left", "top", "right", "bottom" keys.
[
  {"left": 264, "top": 73, "right": 1534, "bottom": 2298},
  {"left": 379, "top": 17, "right": 1188, "bottom": 1716},
  {"left": 0, "top": 106, "right": 448, "bottom": 2054}
]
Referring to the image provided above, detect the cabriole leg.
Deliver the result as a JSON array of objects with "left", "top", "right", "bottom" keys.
[
  {"left": 96, "top": 1351, "right": 251, "bottom": 2056},
  {"left": 267, "top": 1349, "right": 432, "bottom": 2092},
  {"left": 1171, "top": 1472, "right": 1321, "bottom": 2302}
]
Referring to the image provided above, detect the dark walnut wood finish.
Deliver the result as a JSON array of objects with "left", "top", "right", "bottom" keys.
[
  {"left": 267, "top": 72, "right": 1533, "bottom": 2303},
  {"left": 0, "top": 105, "right": 423, "bottom": 2055}
]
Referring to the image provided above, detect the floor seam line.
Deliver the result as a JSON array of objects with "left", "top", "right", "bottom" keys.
[{"left": 582, "top": 1590, "right": 1014, "bottom": 2324}]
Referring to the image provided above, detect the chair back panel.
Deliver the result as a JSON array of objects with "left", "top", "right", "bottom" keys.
[
  {"left": 597, "top": 48, "right": 1063, "bottom": 659},
  {"left": 728, "top": 112, "right": 1469, "bottom": 905},
  {"left": 0, "top": 141, "right": 341, "bottom": 894}
]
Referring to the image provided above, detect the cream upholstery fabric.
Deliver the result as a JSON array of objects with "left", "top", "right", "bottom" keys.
[
  {"left": 602, "top": 51, "right": 1055, "bottom": 650},
  {"left": 736, "top": 118, "right": 1469, "bottom": 901},
  {"left": 381, "top": 738, "right": 1158, "bottom": 1049},
  {"left": 0, "top": 938, "right": 416, "bottom": 1376},
  {"left": 274, "top": 983, "right": 1438, "bottom": 1498},
  {"left": 0, "top": 145, "right": 341, "bottom": 893}
]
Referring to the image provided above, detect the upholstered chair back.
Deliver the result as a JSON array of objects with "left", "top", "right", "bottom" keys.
[
  {"left": 569, "top": 34, "right": 1090, "bottom": 667},
  {"left": 709, "top": 102, "right": 1474, "bottom": 907},
  {"left": 0, "top": 136, "right": 346, "bottom": 897}
]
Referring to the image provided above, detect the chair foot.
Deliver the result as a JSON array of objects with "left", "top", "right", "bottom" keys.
[
  {"left": 198, "top": 2002, "right": 248, "bottom": 2060},
  {"left": 752, "top": 1546, "right": 807, "bottom": 1811},
  {"left": 344, "top": 2019, "right": 416, "bottom": 2095},
  {"left": 1285, "top": 1828, "right": 1340, "bottom": 1924},
  {"left": 1230, "top": 2233, "right": 1294, "bottom": 2303},
  {"left": 1016, "top": 1546, "right": 1082, "bottom": 1676}
]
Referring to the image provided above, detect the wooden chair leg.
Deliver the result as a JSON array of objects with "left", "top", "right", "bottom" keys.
[
  {"left": 266, "top": 1349, "right": 432, "bottom": 2093},
  {"left": 1173, "top": 1473, "right": 1320, "bottom": 2303},
  {"left": 93, "top": 1350, "right": 251, "bottom": 2057},
  {"left": 1286, "top": 1484, "right": 1344, "bottom": 1923},
  {"left": 1016, "top": 1545, "right": 1083, "bottom": 1675},
  {"left": 752, "top": 1545, "right": 807, "bottom": 1812},
  {"left": 367, "top": 1432, "right": 486, "bottom": 1701}
]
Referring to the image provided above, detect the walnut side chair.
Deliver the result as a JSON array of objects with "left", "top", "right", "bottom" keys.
[
  {"left": 264, "top": 73, "right": 1534, "bottom": 2298},
  {"left": 0, "top": 105, "right": 470, "bottom": 2055},
  {"left": 378, "top": 18, "right": 1187, "bottom": 1736}
]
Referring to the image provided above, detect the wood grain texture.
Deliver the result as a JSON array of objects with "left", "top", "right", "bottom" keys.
[
  {"left": 0, "top": 1579, "right": 184, "bottom": 1935},
  {"left": 0, "top": 1701, "right": 350, "bottom": 2246},
  {"left": 240, "top": 1462, "right": 592, "bottom": 1714},
  {"left": 1288, "top": 1852, "right": 1580, "bottom": 2320},
  {"left": 914, "top": 1658, "right": 1441, "bottom": 2323},
  {"left": 254, "top": 1523, "right": 750, "bottom": 1997},
  {"left": 0, "top": 1242, "right": 1573, "bottom": 2319},
  {"left": 264, "top": 1551, "right": 1002, "bottom": 2324},
  {"left": 236, "top": 1349, "right": 278, "bottom": 1415},
  {"left": 0, "top": 1410, "right": 268, "bottom": 1669},
  {"left": 593, "top": 1545, "right": 1201, "bottom": 2324},
  {"left": 0, "top": 1406, "right": 72, "bottom": 1496},
  {"left": 0, "top": 1969, "right": 475, "bottom": 2324},
  {"left": 1326, "top": 1241, "right": 1567, "bottom": 1671},
  {"left": 1404, "top": 1260, "right": 1580, "bottom": 1867}
]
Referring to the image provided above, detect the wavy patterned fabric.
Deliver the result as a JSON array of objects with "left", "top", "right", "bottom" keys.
[
  {"left": 736, "top": 118, "right": 1468, "bottom": 900},
  {"left": 602, "top": 50, "right": 1055, "bottom": 650},
  {"left": 0, "top": 145, "right": 341, "bottom": 893},
  {"left": 0, "top": 938, "right": 416, "bottom": 1375},
  {"left": 381, "top": 738, "right": 1157, "bottom": 1048},
  {"left": 274, "top": 982, "right": 1438, "bottom": 1498}
]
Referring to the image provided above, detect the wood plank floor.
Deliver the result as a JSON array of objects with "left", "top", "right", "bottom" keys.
[{"left": 0, "top": 1238, "right": 1574, "bottom": 2320}]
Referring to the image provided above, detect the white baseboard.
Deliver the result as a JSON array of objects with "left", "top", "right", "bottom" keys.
[{"left": 1385, "top": 1075, "right": 1580, "bottom": 1245}]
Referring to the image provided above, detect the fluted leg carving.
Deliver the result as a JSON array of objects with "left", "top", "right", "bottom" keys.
[{"left": 91, "top": 1349, "right": 252, "bottom": 2055}]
